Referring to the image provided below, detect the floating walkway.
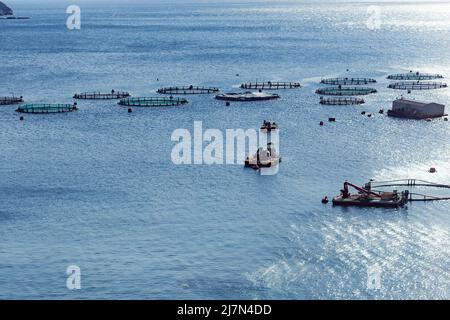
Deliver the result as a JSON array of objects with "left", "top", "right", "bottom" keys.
[
  {"left": 320, "top": 78, "right": 376, "bottom": 85},
  {"left": 319, "top": 97, "right": 365, "bottom": 105},
  {"left": 0, "top": 96, "right": 23, "bottom": 105},
  {"left": 387, "top": 71, "right": 444, "bottom": 81},
  {"left": 73, "top": 91, "right": 130, "bottom": 100},
  {"left": 157, "top": 86, "right": 219, "bottom": 95},
  {"left": 118, "top": 97, "right": 188, "bottom": 107},
  {"left": 315, "top": 87, "right": 377, "bottom": 96},
  {"left": 388, "top": 82, "right": 448, "bottom": 90},
  {"left": 240, "top": 82, "right": 301, "bottom": 90},
  {"left": 215, "top": 91, "right": 280, "bottom": 102},
  {"left": 16, "top": 104, "right": 78, "bottom": 114}
]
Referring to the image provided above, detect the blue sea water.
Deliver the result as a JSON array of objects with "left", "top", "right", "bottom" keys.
[{"left": 1, "top": 0, "right": 450, "bottom": 299}]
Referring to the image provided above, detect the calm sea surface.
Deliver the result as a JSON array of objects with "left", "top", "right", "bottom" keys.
[{"left": 1, "top": 0, "right": 450, "bottom": 299}]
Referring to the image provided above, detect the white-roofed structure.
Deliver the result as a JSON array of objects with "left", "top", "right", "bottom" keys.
[{"left": 387, "top": 98, "right": 445, "bottom": 119}]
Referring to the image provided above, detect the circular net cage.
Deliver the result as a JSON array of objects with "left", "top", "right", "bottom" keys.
[
  {"left": 0, "top": 96, "right": 24, "bottom": 105},
  {"left": 16, "top": 104, "right": 78, "bottom": 114},
  {"left": 73, "top": 91, "right": 130, "bottom": 99},
  {"left": 315, "top": 87, "right": 377, "bottom": 96},
  {"left": 320, "top": 78, "right": 376, "bottom": 85},
  {"left": 157, "top": 86, "right": 219, "bottom": 95},
  {"left": 387, "top": 72, "right": 444, "bottom": 81},
  {"left": 388, "top": 82, "right": 448, "bottom": 90},
  {"left": 118, "top": 97, "right": 188, "bottom": 107},
  {"left": 320, "top": 97, "right": 365, "bottom": 105},
  {"left": 240, "top": 82, "right": 301, "bottom": 90}
]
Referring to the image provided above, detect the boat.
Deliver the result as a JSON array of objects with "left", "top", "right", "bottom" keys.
[
  {"left": 332, "top": 181, "right": 408, "bottom": 208},
  {"left": 244, "top": 143, "right": 281, "bottom": 170},
  {"left": 260, "top": 121, "right": 278, "bottom": 132},
  {"left": 215, "top": 91, "right": 280, "bottom": 102}
]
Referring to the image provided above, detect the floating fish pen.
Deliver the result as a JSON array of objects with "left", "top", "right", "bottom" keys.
[
  {"left": 320, "top": 97, "right": 365, "bottom": 105},
  {"left": 215, "top": 91, "right": 280, "bottom": 102},
  {"left": 16, "top": 104, "right": 78, "bottom": 114},
  {"left": 315, "top": 87, "right": 377, "bottom": 96},
  {"left": 73, "top": 91, "right": 130, "bottom": 100},
  {"left": 157, "top": 86, "right": 219, "bottom": 95},
  {"left": 320, "top": 78, "right": 376, "bottom": 85},
  {"left": 0, "top": 96, "right": 23, "bottom": 105},
  {"left": 388, "top": 82, "right": 448, "bottom": 90},
  {"left": 240, "top": 82, "right": 301, "bottom": 90},
  {"left": 387, "top": 71, "right": 444, "bottom": 81},
  {"left": 118, "top": 97, "right": 188, "bottom": 107}
]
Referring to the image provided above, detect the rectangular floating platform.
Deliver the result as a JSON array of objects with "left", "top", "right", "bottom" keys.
[
  {"left": 387, "top": 72, "right": 444, "bottom": 81},
  {"left": 315, "top": 87, "right": 377, "bottom": 96},
  {"left": 16, "top": 104, "right": 78, "bottom": 114},
  {"left": 157, "top": 86, "right": 219, "bottom": 95},
  {"left": 320, "top": 97, "right": 365, "bottom": 105},
  {"left": 0, "top": 96, "right": 23, "bottom": 105},
  {"left": 240, "top": 82, "right": 301, "bottom": 90},
  {"left": 388, "top": 82, "right": 447, "bottom": 90},
  {"left": 320, "top": 78, "right": 376, "bottom": 85},
  {"left": 332, "top": 195, "right": 406, "bottom": 208},
  {"left": 118, "top": 97, "right": 188, "bottom": 107},
  {"left": 73, "top": 91, "right": 130, "bottom": 100}
]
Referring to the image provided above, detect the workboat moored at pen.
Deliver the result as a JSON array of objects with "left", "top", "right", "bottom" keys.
[{"left": 215, "top": 91, "right": 280, "bottom": 102}]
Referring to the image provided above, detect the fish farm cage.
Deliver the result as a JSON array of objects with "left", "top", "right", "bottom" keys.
[
  {"left": 320, "top": 78, "right": 377, "bottom": 85},
  {"left": 16, "top": 104, "right": 78, "bottom": 114},
  {"left": 319, "top": 97, "right": 365, "bottom": 105},
  {"left": 315, "top": 87, "right": 377, "bottom": 96},
  {"left": 118, "top": 97, "right": 188, "bottom": 107},
  {"left": 240, "top": 82, "right": 301, "bottom": 90},
  {"left": 387, "top": 72, "right": 444, "bottom": 81},
  {"left": 388, "top": 82, "right": 448, "bottom": 90},
  {"left": 0, "top": 96, "right": 24, "bottom": 105},
  {"left": 73, "top": 91, "right": 130, "bottom": 100},
  {"left": 156, "top": 86, "right": 220, "bottom": 95}
]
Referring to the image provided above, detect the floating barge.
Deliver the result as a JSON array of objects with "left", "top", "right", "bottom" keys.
[
  {"left": 0, "top": 96, "right": 23, "bottom": 105},
  {"left": 16, "top": 103, "right": 78, "bottom": 114},
  {"left": 157, "top": 86, "right": 219, "bottom": 95},
  {"left": 320, "top": 97, "right": 365, "bottom": 105},
  {"left": 320, "top": 78, "right": 376, "bottom": 85},
  {"left": 215, "top": 91, "right": 280, "bottom": 102},
  {"left": 387, "top": 71, "right": 444, "bottom": 81},
  {"left": 240, "top": 81, "right": 301, "bottom": 90},
  {"left": 388, "top": 81, "right": 447, "bottom": 90},
  {"left": 315, "top": 87, "right": 377, "bottom": 96},
  {"left": 332, "top": 181, "right": 408, "bottom": 208},
  {"left": 73, "top": 91, "right": 130, "bottom": 100},
  {"left": 118, "top": 97, "right": 188, "bottom": 107}
]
